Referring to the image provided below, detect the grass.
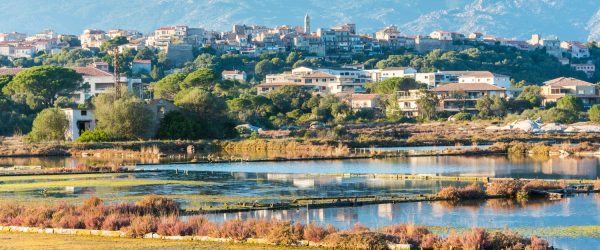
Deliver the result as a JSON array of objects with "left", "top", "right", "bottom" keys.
[
  {"left": 0, "top": 231, "right": 306, "bottom": 250},
  {"left": 0, "top": 178, "right": 214, "bottom": 192},
  {"left": 0, "top": 173, "right": 127, "bottom": 182},
  {"left": 427, "top": 225, "right": 600, "bottom": 238}
]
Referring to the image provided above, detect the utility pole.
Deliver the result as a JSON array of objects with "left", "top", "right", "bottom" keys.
[{"left": 113, "top": 47, "right": 121, "bottom": 100}]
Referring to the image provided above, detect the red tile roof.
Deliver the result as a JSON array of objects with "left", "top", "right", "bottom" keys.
[
  {"left": 72, "top": 67, "right": 113, "bottom": 77},
  {"left": 543, "top": 77, "right": 594, "bottom": 87},
  {"left": 459, "top": 71, "right": 508, "bottom": 78},
  {"left": 304, "top": 72, "right": 336, "bottom": 78},
  {"left": 0, "top": 67, "right": 114, "bottom": 77},
  {"left": 431, "top": 83, "right": 506, "bottom": 92},
  {"left": 222, "top": 70, "right": 243, "bottom": 74},
  {"left": 133, "top": 60, "right": 151, "bottom": 64}
]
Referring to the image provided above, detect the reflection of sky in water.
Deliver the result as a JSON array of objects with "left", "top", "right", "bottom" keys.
[
  {"left": 140, "top": 156, "right": 600, "bottom": 179},
  {"left": 203, "top": 194, "right": 600, "bottom": 250}
]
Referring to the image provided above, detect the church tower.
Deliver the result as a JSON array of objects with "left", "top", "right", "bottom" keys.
[{"left": 304, "top": 13, "right": 310, "bottom": 34}]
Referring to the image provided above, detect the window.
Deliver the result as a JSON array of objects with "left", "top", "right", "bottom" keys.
[{"left": 80, "top": 110, "right": 87, "bottom": 116}]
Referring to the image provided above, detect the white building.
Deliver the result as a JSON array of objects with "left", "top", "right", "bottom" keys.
[
  {"left": 0, "top": 66, "right": 127, "bottom": 104},
  {"left": 79, "top": 29, "right": 108, "bottom": 49},
  {"left": 62, "top": 108, "right": 96, "bottom": 141},
  {"left": 222, "top": 70, "right": 247, "bottom": 82},
  {"left": 458, "top": 71, "right": 511, "bottom": 89},
  {"left": 571, "top": 64, "right": 595, "bottom": 78},
  {"left": 368, "top": 67, "right": 418, "bottom": 82}
]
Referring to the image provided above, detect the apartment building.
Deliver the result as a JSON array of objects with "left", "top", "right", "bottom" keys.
[{"left": 541, "top": 77, "right": 600, "bottom": 108}]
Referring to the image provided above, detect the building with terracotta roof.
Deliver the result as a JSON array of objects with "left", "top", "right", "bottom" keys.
[
  {"left": 337, "top": 93, "right": 382, "bottom": 111},
  {"left": 221, "top": 70, "right": 246, "bottom": 82},
  {"left": 431, "top": 83, "right": 506, "bottom": 113},
  {"left": 258, "top": 66, "right": 371, "bottom": 95},
  {"left": 79, "top": 29, "right": 108, "bottom": 49},
  {"left": 0, "top": 66, "right": 127, "bottom": 104},
  {"left": 132, "top": 60, "right": 152, "bottom": 74},
  {"left": 541, "top": 77, "right": 599, "bottom": 108}
]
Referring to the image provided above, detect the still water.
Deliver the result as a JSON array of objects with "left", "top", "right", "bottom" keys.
[
  {"left": 203, "top": 194, "right": 600, "bottom": 250},
  {"left": 141, "top": 155, "right": 600, "bottom": 179}
]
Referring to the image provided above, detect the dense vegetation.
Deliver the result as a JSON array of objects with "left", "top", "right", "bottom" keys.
[{"left": 2, "top": 40, "right": 600, "bottom": 138}]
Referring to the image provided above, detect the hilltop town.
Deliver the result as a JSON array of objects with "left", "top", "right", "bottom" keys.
[{"left": 1, "top": 16, "right": 600, "bottom": 143}]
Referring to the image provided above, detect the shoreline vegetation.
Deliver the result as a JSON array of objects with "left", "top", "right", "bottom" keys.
[
  {"left": 2, "top": 136, "right": 600, "bottom": 159},
  {"left": 0, "top": 196, "right": 554, "bottom": 249}
]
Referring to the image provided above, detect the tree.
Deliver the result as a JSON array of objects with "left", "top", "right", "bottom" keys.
[
  {"left": 371, "top": 77, "right": 422, "bottom": 94},
  {"left": 192, "top": 53, "right": 218, "bottom": 70},
  {"left": 134, "top": 48, "right": 157, "bottom": 61},
  {"left": 28, "top": 108, "right": 68, "bottom": 142},
  {"left": 156, "top": 110, "right": 201, "bottom": 140},
  {"left": 93, "top": 92, "right": 153, "bottom": 139},
  {"left": 556, "top": 95, "right": 584, "bottom": 112},
  {"left": 476, "top": 95, "right": 507, "bottom": 118},
  {"left": 516, "top": 86, "right": 542, "bottom": 107},
  {"left": 588, "top": 104, "right": 600, "bottom": 122},
  {"left": 60, "top": 35, "right": 81, "bottom": 47},
  {"left": 174, "top": 87, "right": 234, "bottom": 138},
  {"left": 540, "top": 107, "right": 579, "bottom": 124},
  {"left": 100, "top": 36, "right": 128, "bottom": 51},
  {"left": 416, "top": 90, "right": 439, "bottom": 121},
  {"left": 180, "top": 68, "right": 216, "bottom": 89},
  {"left": 2, "top": 66, "right": 83, "bottom": 110},
  {"left": 154, "top": 73, "right": 186, "bottom": 100},
  {"left": 255, "top": 59, "right": 275, "bottom": 77},
  {"left": 0, "top": 96, "right": 34, "bottom": 136}
]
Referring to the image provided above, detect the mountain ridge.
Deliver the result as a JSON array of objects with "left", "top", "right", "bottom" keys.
[{"left": 1, "top": 0, "right": 599, "bottom": 41}]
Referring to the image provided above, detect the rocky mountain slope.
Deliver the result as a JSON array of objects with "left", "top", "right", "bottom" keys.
[{"left": 1, "top": 0, "right": 599, "bottom": 40}]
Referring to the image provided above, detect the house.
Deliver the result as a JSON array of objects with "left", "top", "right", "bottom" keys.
[
  {"left": 132, "top": 60, "right": 152, "bottom": 74},
  {"left": 468, "top": 32, "right": 484, "bottom": 41},
  {"left": 339, "top": 93, "right": 381, "bottom": 110},
  {"left": 541, "top": 77, "right": 600, "bottom": 108},
  {"left": 457, "top": 71, "right": 511, "bottom": 89},
  {"left": 560, "top": 41, "right": 590, "bottom": 58},
  {"left": 79, "top": 29, "right": 108, "bottom": 49},
  {"left": 221, "top": 70, "right": 246, "bottom": 82},
  {"left": 431, "top": 83, "right": 506, "bottom": 113},
  {"left": 571, "top": 64, "right": 595, "bottom": 78},
  {"left": 429, "top": 31, "right": 464, "bottom": 41},
  {"left": 0, "top": 66, "right": 127, "bottom": 104},
  {"left": 396, "top": 89, "right": 425, "bottom": 117},
  {"left": 13, "top": 46, "right": 35, "bottom": 58},
  {"left": 368, "top": 67, "right": 417, "bottom": 82},
  {"left": 62, "top": 108, "right": 96, "bottom": 141},
  {"left": 91, "top": 61, "right": 109, "bottom": 72},
  {"left": 257, "top": 66, "right": 370, "bottom": 95}
]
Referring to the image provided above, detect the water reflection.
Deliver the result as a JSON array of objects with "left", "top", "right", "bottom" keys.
[
  {"left": 205, "top": 194, "right": 600, "bottom": 229},
  {"left": 141, "top": 156, "right": 600, "bottom": 179}
]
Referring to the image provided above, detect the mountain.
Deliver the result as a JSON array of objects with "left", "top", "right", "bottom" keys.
[{"left": 1, "top": 0, "right": 600, "bottom": 41}]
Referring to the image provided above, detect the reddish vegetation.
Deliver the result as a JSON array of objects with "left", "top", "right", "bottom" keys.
[
  {"left": 439, "top": 180, "right": 571, "bottom": 200},
  {"left": 437, "top": 183, "right": 486, "bottom": 200},
  {"left": 0, "top": 196, "right": 551, "bottom": 249}
]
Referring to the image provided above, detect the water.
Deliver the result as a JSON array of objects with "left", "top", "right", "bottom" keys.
[
  {"left": 2, "top": 154, "right": 599, "bottom": 249},
  {"left": 140, "top": 155, "right": 600, "bottom": 179},
  {"left": 356, "top": 145, "right": 492, "bottom": 151},
  {"left": 203, "top": 194, "right": 600, "bottom": 250}
]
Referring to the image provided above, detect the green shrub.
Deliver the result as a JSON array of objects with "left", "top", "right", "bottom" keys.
[
  {"left": 452, "top": 112, "right": 472, "bottom": 121},
  {"left": 588, "top": 104, "right": 600, "bottom": 122},
  {"left": 27, "top": 108, "right": 68, "bottom": 142},
  {"left": 76, "top": 129, "right": 112, "bottom": 142}
]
